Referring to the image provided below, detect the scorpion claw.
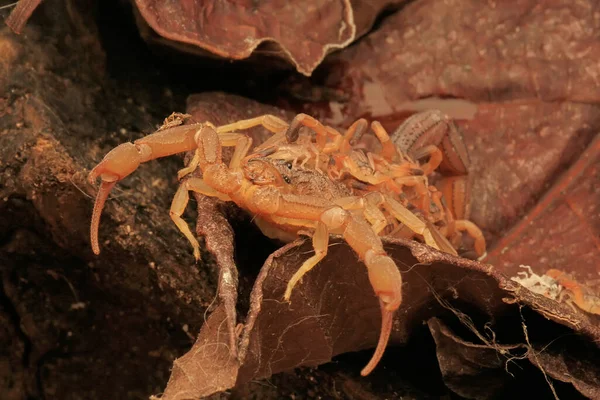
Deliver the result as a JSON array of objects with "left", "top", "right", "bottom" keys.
[
  {"left": 90, "top": 180, "right": 117, "bottom": 255},
  {"left": 361, "top": 302, "right": 394, "bottom": 376},
  {"left": 89, "top": 142, "right": 148, "bottom": 184},
  {"left": 360, "top": 249, "right": 402, "bottom": 374},
  {"left": 88, "top": 142, "right": 153, "bottom": 254},
  {"left": 365, "top": 250, "right": 403, "bottom": 311}
]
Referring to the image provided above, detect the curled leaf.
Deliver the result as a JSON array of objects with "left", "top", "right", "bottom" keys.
[{"left": 133, "top": 0, "right": 405, "bottom": 76}]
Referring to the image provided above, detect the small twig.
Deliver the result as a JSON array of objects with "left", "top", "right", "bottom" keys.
[{"left": 5, "top": 0, "right": 42, "bottom": 34}]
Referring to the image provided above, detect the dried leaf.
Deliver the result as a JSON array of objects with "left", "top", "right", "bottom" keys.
[
  {"left": 157, "top": 305, "right": 239, "bottom": 399},
  {"left": 531, "top": 344, "right": 600, "bottom": 399},
  {"left": 291, "top": 0, "right": 600, "bottom": 280},
  {"left": 160, "top": 238, "right": 600, "bottom": 398},
  {"left": 485, "top": 135, "right": 600, "bottom": 280},
  {"left": 133, "top": 0, "right": 405, "bottom": 76},
  {"left": 428, "top": 317, "right": 600, "bottom": 399},
  {"left": 427, "top": 318, "right": 520, "bottom": 399},
  {"left": 305, "top": 0, "right": 600, "bottom": 117}
]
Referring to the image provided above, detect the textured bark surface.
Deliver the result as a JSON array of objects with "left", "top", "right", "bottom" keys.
[{"left": 1, "top": 2, "right": 214, "bottom": 398}]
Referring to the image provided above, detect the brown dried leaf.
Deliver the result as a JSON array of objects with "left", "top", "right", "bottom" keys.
[
  {"left": 237, "top": 239, "right": 383, "bottom": 381},
  {"left": 306, "top": 0, "right": 600, "bottom": 115},
  {"left": 133, "top": 0, "right": 405, "bottom": 76},
  {"left": 427, "top": 318, "right": 521, "bottom": 399},
  {"left": 531, "top": 343, "right": 600, "bottom": 399},
  {"left": 429, "top": 316, "right": 600, "bottom": 399},
  {"left": 291, "top": 0, "right": 600, "bottom": 281},
  {"left": 160, "top": 238, "right": 600, "bottom": 398},
  {"left": 485, "top": 135, "right": 600, "bottom": 280},
  {"left": 157, "top": 305, "right": 239, "bottom": 399}
]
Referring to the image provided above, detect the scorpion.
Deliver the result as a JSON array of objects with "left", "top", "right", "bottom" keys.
[
  {"left": 512, "top": 266, "right": 600, "bottom": 315},
  {"left": 87, "top": 111, "right": 486, "bottom": 376},
  {"left": 544, "top": 269, "right": 600, "bottom": 315}
]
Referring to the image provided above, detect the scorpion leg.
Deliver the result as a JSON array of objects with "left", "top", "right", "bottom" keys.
[
  {"left": 436, "top": 175, "right": 487, "bottom": 258},
  {"left": 215, "top": 114, "right": 289, "bottom": 135},
  {"left": 334, "top": 196, "right": 389, "bottom": 235},
  {"left": 170, "top": 178, "right": 231, "bottom": 260},
  {"left": 453, "top": 220, "right": 486, "bottom": 258},
  {"left": 177, "top": 132, "right": 250, "bottom": 179},
  {"left": 214, "top": 114, "right": 293, "bottom": 158},
  {"left": 545, "top": 270, "right": 600, "bottom": 315},
  {"left": 285, "top": 113, "right": 343, "bottom": 152},
  {"left": 425, "top": 221, "right": 458, "bottom": 256},
  {"left": 284, "top": 221, "right": 328, "bottom": 300},
  {"left": 370, "top": 121, "right": 400, "bottom": 162},
  {"left": 342, "top": 157, "right": 397, "bottom": 186},
  {"left": 229, "top": 135, "right": 254, "bottom": 169},
  {"left": 436, "top": 175, "right": 470, "bottom": 220},
  {"left": 360, "top": 202, "right": 390, "bottom": 235},
  {"left": 409, "top": 145, "right": 443, "bottom": 175},
  {"left": 171, "top": 132, "right": 251, "bottom": 259},
  {"left": 338, "top": 118, "right": 368, "bottom": 154},
  {"left": 369, "top": 193, "right": 458, "bottom": 256},
  {"left": 393, "top": 175, "right": 430, "bottom": 214}
]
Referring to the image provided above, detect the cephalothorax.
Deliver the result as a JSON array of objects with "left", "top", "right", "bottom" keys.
[{"left": 88, "top": 111, "right": 485, "bottom": 376}]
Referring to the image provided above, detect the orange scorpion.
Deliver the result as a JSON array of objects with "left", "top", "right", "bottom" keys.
[{"left": 87, "top": 111, "right": 486, "bottom": 375}]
